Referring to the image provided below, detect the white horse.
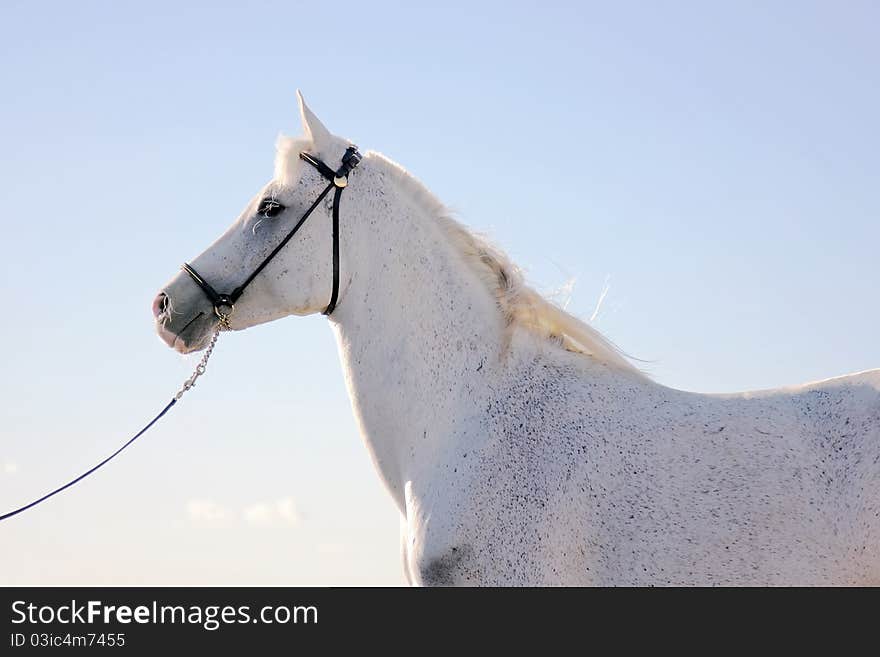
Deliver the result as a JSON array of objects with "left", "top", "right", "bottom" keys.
[{"left": 154, "top": 93, "right": 880, "bottom": 586}]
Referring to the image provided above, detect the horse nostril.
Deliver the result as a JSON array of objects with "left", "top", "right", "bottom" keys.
[{"left": 153, "top": 292, "right": 169, "bottom": 318}]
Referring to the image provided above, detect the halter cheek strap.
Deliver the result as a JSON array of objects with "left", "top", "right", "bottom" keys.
[{"left": 182, "top": 146, "right": 362, "bottom": 321}]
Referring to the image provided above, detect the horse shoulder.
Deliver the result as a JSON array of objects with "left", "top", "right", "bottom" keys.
[
  {"left": 403, "top": 358, "right": 610, "bottom": 586},
  {"left": 402, "top": 479, "right": 486, "bottom": 586}
]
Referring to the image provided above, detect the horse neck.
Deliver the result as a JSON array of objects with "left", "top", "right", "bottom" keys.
[{"left": 330, "top": 168, "right": 505, "bottom": 511}]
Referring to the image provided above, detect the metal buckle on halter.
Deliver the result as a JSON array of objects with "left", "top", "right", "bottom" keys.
[
  {"left": 213, "top": 295, "right": 234, "bottom": 325},
  {"left": 333, "top": 146, "right": 362, "bottom": 188}
]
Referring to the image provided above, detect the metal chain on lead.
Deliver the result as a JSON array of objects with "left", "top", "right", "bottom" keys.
[{"left": 174, "top": 311, "right": 230, "bottom": 401}]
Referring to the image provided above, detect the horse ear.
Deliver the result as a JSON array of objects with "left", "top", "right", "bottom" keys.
[{"left": 297, "top": 90, "right": 332, "bottom": 148}]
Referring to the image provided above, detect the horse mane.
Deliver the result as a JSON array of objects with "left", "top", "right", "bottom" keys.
[
  {"left": 367, "top": 152, "right": 642, "bottom": 376},
  {"left": 275, "top": 137, "right": 641, "bottom": 375}
]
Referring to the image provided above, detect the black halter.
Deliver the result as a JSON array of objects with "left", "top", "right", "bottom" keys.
[{"left": 182, "top": 145, "right": 362, "bottom": 320}]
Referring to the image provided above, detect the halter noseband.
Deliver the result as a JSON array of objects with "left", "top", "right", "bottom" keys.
[{"left": 182, "top": 145, "right": 362, "bottom": 322}]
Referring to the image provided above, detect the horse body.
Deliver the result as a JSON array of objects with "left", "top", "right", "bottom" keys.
[
  {"left": 327, "top": 153, "right": 880, "bottom": 585},
  {"left": 396, "top": 351, "right": 880, "bottom": 585},
  {"left": 155, "top": 94, "right": 880, "bottom": 585}
]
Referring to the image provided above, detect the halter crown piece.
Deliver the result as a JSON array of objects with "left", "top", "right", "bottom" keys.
[{"left": 0, "top": 146, "right": 362, "bottom": 522}]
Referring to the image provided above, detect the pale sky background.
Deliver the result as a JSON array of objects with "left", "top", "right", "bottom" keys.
[{"left": 0, "top": 1, "right": 877, "bottom": 585}]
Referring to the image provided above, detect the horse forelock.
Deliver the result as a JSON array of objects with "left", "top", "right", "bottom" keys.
[{"left": 273, "top": 135, "right": 311, "bottom": 187}]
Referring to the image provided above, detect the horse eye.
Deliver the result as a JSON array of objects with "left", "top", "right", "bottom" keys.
[{"left": 257, "top": 199, "right": 286, "bottom": 218}]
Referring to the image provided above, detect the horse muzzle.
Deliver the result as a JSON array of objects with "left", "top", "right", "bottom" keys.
[{"left": 153, "top": 292, "right": 216, "bottom": 354}]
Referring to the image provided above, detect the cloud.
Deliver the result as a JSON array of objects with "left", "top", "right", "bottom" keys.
[
  {"left": 243, "top": 497, "right": 300, "bottom": 528},
  {"left": 186, "top": 499, "right": 229, "bottom": 526},
  {"left": 186, "top": 496, "right": 300, "bottom": 529},
  {"left": 2, "top": 462, "right": 19, "bottom": 475}
]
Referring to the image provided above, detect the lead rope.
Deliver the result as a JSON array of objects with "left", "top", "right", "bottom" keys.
[
  {"left": 0, "top": 312, "right": 231, "bottom": 522},
  {"left": 2, "top": 146, "right": 360, "bottom": 523}
]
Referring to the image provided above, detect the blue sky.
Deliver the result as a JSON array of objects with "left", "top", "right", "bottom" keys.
[{"left": 1, "top": 1, "right": 877, "bottom": 584}]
